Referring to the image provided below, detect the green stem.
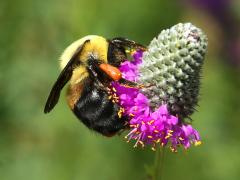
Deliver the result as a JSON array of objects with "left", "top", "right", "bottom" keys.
[{"left": 153, "top": 147, "right": 165, "bottom": 180}]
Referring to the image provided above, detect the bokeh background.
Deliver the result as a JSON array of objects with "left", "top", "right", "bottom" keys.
[{"left": 1, "top": 0, "right": 240, "bottom": 180}]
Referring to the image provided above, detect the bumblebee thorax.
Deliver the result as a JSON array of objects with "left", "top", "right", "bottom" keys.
[{"left": 60, "top": 35, "right": 108, "bottom": 70}]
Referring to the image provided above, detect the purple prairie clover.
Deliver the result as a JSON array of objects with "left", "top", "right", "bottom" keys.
[
  {"left": 111, "top": 23, "right": 207, "bottom": 151},
  {"left": 112, "top": 51, "right": 201, "bottom": 151}
]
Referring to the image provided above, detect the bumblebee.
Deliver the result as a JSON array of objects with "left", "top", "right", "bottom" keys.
[{"left": 44, "top": 35, "right": 146, "bottom": 136}]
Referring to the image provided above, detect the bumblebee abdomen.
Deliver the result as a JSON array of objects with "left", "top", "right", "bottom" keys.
[{"left": 72, "top": 80, "right": 127, "bottom": 136}]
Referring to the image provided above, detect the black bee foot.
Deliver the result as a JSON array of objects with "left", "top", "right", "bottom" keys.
[{"left": 118, "top": 78, "right": 144, "bottom": 89}]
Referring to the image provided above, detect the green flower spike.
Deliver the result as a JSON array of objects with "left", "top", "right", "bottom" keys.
[{"left": 139, "top": 23, "right": 208, "bottom": 120}]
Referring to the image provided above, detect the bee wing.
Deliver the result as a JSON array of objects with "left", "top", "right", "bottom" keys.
[{"left": 44, "top": 40, "right": 89, "bottom": 113}]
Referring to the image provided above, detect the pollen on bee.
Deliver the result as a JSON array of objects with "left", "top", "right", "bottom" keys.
[
  {"left": 117, "top": 107, "right": 125, "bottom": 118},
  {"left": 130, "top": 49, "right": 136, "bottom": 55},
  {"left": 125, "top": 49, "right": 130, "bottom": 53},
  {"left": 118, "top": 111, "right": 122, "bottom": 118}
]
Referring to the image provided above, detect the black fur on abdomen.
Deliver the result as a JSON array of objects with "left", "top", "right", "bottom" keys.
[{"left": 73, "top": 80, "right": 127, "bottom": 136}]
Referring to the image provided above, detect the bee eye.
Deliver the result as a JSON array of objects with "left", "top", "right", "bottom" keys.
[{"left": 99, "top": 63, "right": 122, "bottom": 81}]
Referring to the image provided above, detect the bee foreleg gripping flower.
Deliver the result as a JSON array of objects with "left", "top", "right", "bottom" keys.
[{"left": 112, "top": 23, "right": 207, "bottom": 151}]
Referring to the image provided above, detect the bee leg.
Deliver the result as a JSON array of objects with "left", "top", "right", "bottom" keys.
[
  {"left": 118, "top": 78, "right": 145, "bottom": 89},
  {"left": 111, "top": 37, "right": 147, "bottom": 51},
  {"left": 88, "top": 64, "right": 107, "bottom": 90}
]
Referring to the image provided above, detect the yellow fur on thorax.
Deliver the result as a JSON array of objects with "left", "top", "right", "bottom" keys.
[
  {"left": 70, "top": 66, "right": 89, "bottom": 85},
  {"left": 60, "top": 35, "right": 108, "bottom": 70},
  {"left": 59, "top": 35, "right": 108, "bottom": 85}
]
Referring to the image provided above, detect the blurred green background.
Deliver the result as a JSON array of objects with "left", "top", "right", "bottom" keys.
[{"left": 1, "top": 0, "right": 240, "bottom": 179}]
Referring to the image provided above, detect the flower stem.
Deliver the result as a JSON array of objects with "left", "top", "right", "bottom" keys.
[{"left": 153, "top": 147, "right": 165, "bottom": 180}]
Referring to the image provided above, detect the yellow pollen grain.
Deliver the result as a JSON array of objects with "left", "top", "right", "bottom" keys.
[
  {"left": 112, "top": 87, "right": 117, "bottom": 92},
  {"left": 118, "top": 111, "right": 122, "bottom": 118},
  {"left": 138, "top": 141, "right": 145, "bottom": 147},
  {"left": 154, "top": 130, "right": 159, "bottom": 133},
  {"left": 151, "top": 147, "right": 156, "bottom": 151},
  {"left": 170, "top": 147, "right": 177, "bottom": 153},
  {"left": 165, "top": 134, "right": 172, "bottom": 139},
  {"left": 179, "top": 137, "right": 184, "bottom": 141},
  {"left": 161, "top": 142, "right": 164, "bottom": 147},
  {"left": 194, "top": 141, "right": 202, "bottom": 146},
  {"left": 131, "top": 50, "right": 136, "bottom": 55},
  {"left": 147, "top": 135, "right": 153, "bottom": 139},
  {"left": 141, "top": 121, "right": 145, "bottom": 125},
  {"left": 149, "top": 120, "right": 155, "bottom": 124},
  {"left": 129, "top": 113, "right": 135, "bottom": 117}
]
